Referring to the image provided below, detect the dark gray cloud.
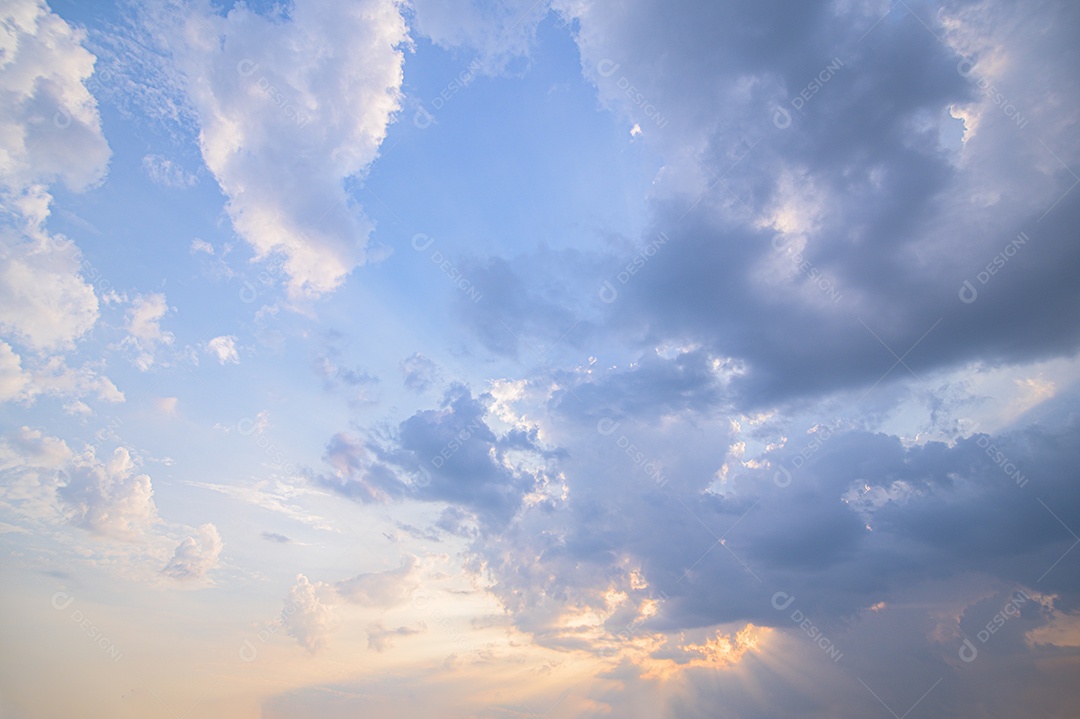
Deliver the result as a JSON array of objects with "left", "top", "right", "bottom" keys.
[
  {"left": 448, "top": 0, "right": 1080, "bottom": 410},
  {"left": 302, "top": 1, "right": 1080, "bottom": 714},
  {"left": 311, "top": 384, "right": 564, "bottom": 525}
]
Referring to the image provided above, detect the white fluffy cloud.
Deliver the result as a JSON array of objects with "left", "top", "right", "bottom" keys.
[
  {"left": 0, "top": 0, "right": 111, "bottom": 193},
  {"left": 206, "top": 335, "right": 239, "bottom": 364},
  {"left": 0, "top": 0, "right": 110, "bottom": 354},
  {"left": 0, "top": 0, "right": 121, "bottom": 420},
  {"left": 123, "top": 292, "right": 173, "bottom": 370},
  {"left": 282, "top": 573, "right": 337, "bottom": 653},
  {"left": 0, "top": 341, "right": 33, "bottom": 402},
  {"left": 161, "top": 0, "right": 409, "bottom": 298},
  {"left": 162, "top": 523, "right": 223, "bottom": 581},
  {"left": 0, "top": 224, "right": 100, "bottom": 352},
  {"left": 58, "top": 446, "right": 158, "bottom": 539},
  {"left": 0, "top": 425, "right": 71, "bottom": 472}
]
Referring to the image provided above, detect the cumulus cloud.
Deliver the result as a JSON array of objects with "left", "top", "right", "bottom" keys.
[
  {"left": 0, "top": 341, "right": 33, "bottom": 402},
  {"left": 0, "top": 225, "right": 100, "bottom": 353},
  {"left": 123, "top": 292, "right": 173, "bottom": 370},
  {"left": 282, "top": 573, "right": 336, "bottom": 653},
  {"left": 0, "top": 0, "right": 111, "bottom": 193},
  {"left": 0, "top": 425, "right": 72, "bottom": 473},
  {"left": 0, "top": 0, "right": 110, "bottom": 365},
  {"left": 206, "top": 335, "right": 239, "bottom": 364},
  {"left": 162, "top": 523, "right": 223, "bottom": 580},
  {"left": 0, "top": 426, "right": 73, "bottom": 528},
  {"left": 151, "top": 0, "right": 409, "bottom": 298},
  {"left": 57, "top": 446, "right": 158, "bottom": 539}
]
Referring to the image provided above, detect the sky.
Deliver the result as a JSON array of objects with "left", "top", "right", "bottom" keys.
[{"left": 1, "top": 0, "right": 1079, "bottom": 716}]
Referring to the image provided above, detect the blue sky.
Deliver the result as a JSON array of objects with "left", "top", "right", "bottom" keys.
[{"left": 2, "top": 0, "right": 1080, "bottom": 716}]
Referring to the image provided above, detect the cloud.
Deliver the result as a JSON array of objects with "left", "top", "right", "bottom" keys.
[
  {"left": 123, "top": 292, "right": 173, "bottom": 370},
  {"left": 0, "top": 0, "right": 110, "bottom": 359},
  {"left": 58, "top": 446, "right": 158, "bottom": 539},
  {"left": 126, "top": 292, "right": 170, "bottom": 344},
  {"left": 162, "top": 523, "right": 223, "bottom": 581},
  {"left": 0, "top": 225, "right": 100, "bottom": 353},
  {"left": 0, "top": 341, "right": 33, "bottom": 402},
  {"left": 313, "top": 384, "right": 565, "bottom": 525},
  {"left": 443, "top": 4, "right": 1079, "bottom": 663},
  {"left": 141, "top": 153, "right": 197, "bottom": 187},
  {"left": 442, "top": 0, "right": 1080, "bottom": 410},
  {"left": 312, "top": 335, "right": 378, "bottom": 403},
  {"left": 206, "top": 335, "right": 240, "bottom": 364},
  {"left": 155, "top": 396, "right": 179, "bottom": 415},
  {"left": 282, "top": 573, "right": 336, "bottom": 653},
  {"left": 189, "top": 479, "right": 333, "bottom": 531},
  {"left": 189, "top": 238, "right": 214, "bottom": 255},
  {"left": 12, "top": 353, "right": 124, "bottom": 405},
  {"left": 154, "top": 0, "right": 410, "bottom": 298},
  {"left": 314, "top": 431, "right": 404, "bottom": 503},
  {"left": 400, "top": 352, "right": 441, "bottom": 393},
  {"left": 0, "top": 426, "right": 74, "bottom": 528},
  {"left": 0, "top": 426, "right": 72, "bottom": 473},
  {"left": 410, "top": 0, "right": 550, "bottom": 73},
  {"left": 335, "top": 555, "right": 419, "bottom": 606},
  {"left": 0, "top": 0, "right": 111, "bottom": 193},
  {"left": 366, "top": 621, "right": 424, "bottom": 652}
]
